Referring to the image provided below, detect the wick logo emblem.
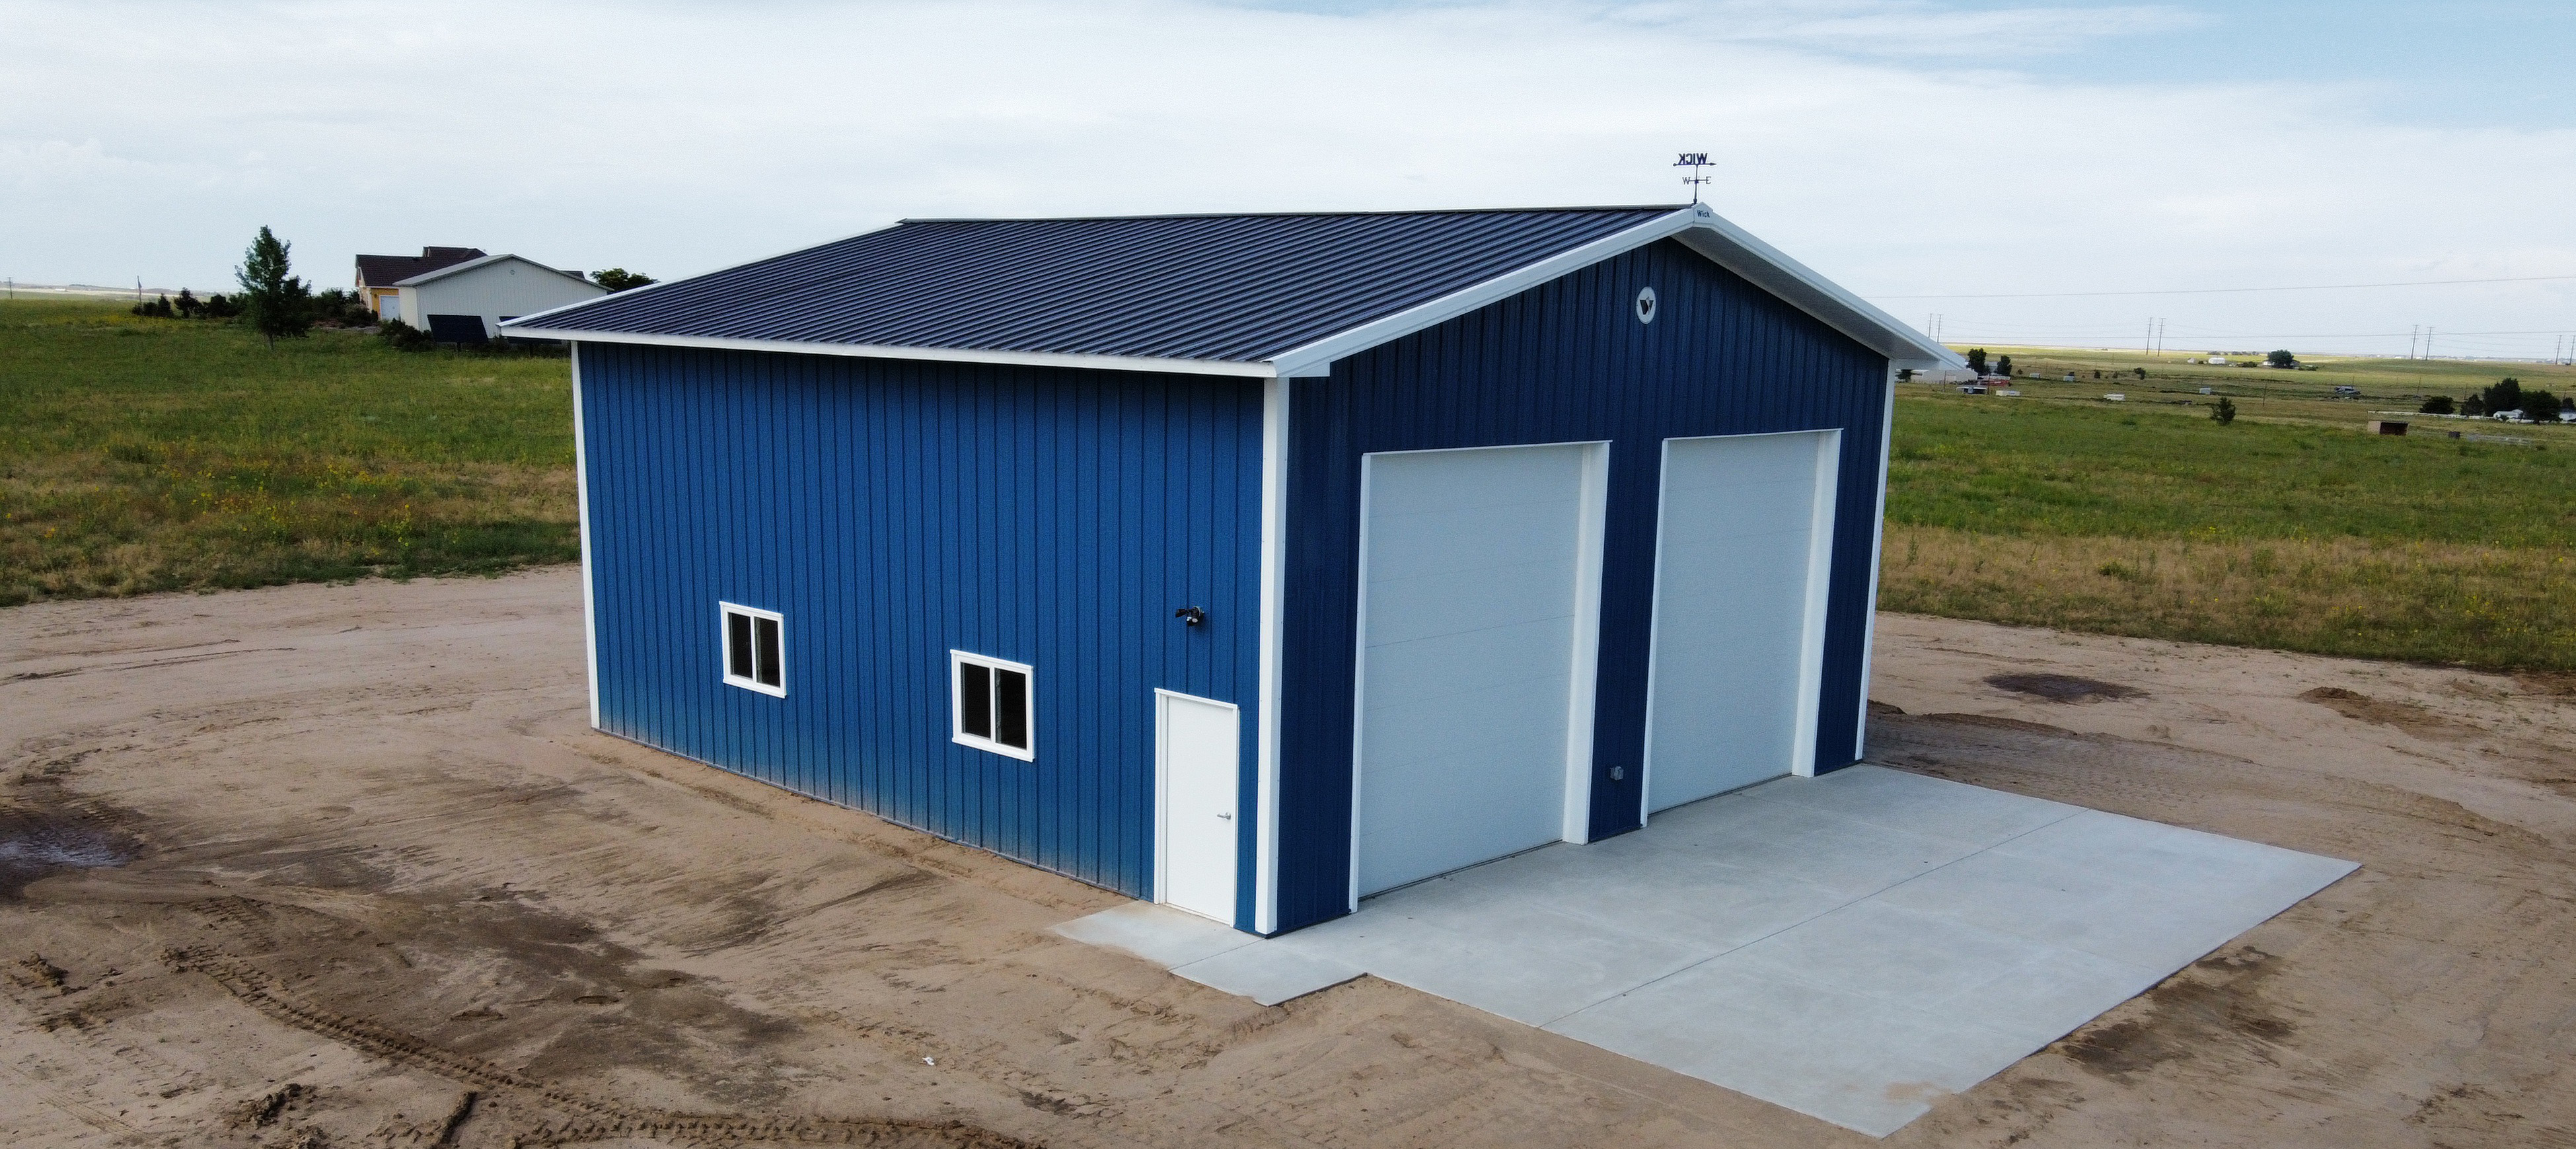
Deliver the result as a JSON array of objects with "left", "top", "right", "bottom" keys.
[{"left": 1635, "top": 286, "right": 1658, "bottom": 324}]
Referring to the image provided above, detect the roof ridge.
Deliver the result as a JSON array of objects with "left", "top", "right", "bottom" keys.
[{"left": 896, "top": 204, "right": 1683, "bottom": 225}]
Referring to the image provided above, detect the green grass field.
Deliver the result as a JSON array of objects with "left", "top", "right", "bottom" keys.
[
  {"left": 1885, "top": 346, "right": 2576, "bottom": 671},
  {"left": 0, "top": 299, "right": 575, "bottom": 605},
  {"left": 5, "top": 299, "right": 2571, "bottom": 671}
]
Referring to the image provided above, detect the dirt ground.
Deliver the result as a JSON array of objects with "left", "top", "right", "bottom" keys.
[{"left": 3, "top": 570, "right": 2570, "bottom": 1148}]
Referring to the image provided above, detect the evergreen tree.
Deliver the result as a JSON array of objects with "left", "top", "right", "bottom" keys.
[
  {"left": 1996, "top": 354, "right": 2014, "bottom": 376},
  {"left": 2209, "top": 396, "right": 2237, "bottom": 424},
  {"left": 2480, "top": 377, "right": 2523, "bottom": 416},
  {"left": 1965, "top": 348, "right": 1988, "bottom": 374},
  {"left": 235, "top": 225, "right": 313, "bottom": 348}
]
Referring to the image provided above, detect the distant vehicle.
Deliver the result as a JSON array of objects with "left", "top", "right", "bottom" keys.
[
  {"left": 2208, "top": 355, "right": 2230, "bottom": 366},
  {"left": 2104, "top": 393, "right": 2127, "bottom": 402},
  {"left": 1958, "top": 384, "right": 1989, "bottom": 395},
  {"left": 2197, "top": 386, "right": 2215, "bottom": 395},
  {"left": 2334, "top": 386, "right": 2360, "bottom": 396}
]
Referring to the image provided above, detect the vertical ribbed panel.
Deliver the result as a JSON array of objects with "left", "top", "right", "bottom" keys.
[
  {"left": 1274, "top": 239, "right": 1889, "bottom": 933},
  {"left": 580, "top": 344, "right": 1264, "bottom": 904}
]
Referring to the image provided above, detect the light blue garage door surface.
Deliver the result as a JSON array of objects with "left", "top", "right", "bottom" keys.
[
  {"left": 1355, "top": 445, "right": 1593, "bottom": 896},
  {"left": 1057, "top": 764, "right": 2357, "bottom": 1136}
]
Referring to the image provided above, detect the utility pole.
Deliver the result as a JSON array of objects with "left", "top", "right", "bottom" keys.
[
  {"left": 2408, "top": 325, "right": 2418, "bottom": 359},
  {"left": 2423, "top": 327, "right": 2434, "bottom": 360}
]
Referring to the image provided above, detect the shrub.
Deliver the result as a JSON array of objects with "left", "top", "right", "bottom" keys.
[
  {"left": 377, "top": 318, "right": 435, "bottom": 352},
  {"left": 2210, "top": 396, "right": 2237, "bottom": 424},
  {"left": 2420, "top": 395, "right": 2456, "bottom": 415}
]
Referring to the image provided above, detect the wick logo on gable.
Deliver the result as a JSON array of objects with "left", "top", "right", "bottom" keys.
[{"left": 1635, "top": 287, "right": 1658, "bottom": 325}]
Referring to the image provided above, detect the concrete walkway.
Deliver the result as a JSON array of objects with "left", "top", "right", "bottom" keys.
[{"left": 1058, "top": 765, "right": 2356, "bottom": 1135}]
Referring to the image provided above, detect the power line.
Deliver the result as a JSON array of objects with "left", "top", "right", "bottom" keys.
[{"left": 1868, "top": 273, "right": 2576, "bottom": 301}]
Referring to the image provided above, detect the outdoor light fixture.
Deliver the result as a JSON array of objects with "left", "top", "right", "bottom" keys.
[{"left": 1173, "top": 606, "right": 1206, "bottom": 626}]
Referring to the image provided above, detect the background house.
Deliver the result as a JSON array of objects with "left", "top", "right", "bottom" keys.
[
  {"left": 394, "top": 254, "right": 605, "bottom": 342},
  {"left": 506, "top": 205, "right": 1960, "bottom": 937},
  {"left": 354, "top": 246, "right": 485, "bottom": 321}
]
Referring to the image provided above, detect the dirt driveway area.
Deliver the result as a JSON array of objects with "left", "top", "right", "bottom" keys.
[{"left": 3, "top": 569, "right": 2570, "bottom": 1147}]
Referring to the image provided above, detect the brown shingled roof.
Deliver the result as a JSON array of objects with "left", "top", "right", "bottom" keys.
[{"left": 354, "top": 246, "right": 486, "bottom": 289}]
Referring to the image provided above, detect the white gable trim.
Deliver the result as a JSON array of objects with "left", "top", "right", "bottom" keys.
[
  {"left": 1267, "top": 205, "right": 1960, "bottom": 376},
  {"left": 1667, "top": 213, "right": 1962, "bottom": 369},
  {"left": 1263, "top": 208, "right": 1704, "bottom": 377}
]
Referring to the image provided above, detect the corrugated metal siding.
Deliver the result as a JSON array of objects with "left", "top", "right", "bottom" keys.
[
  {"left": 1274, "top": 239, "right": 1889, "bottom": 933},
  {"left": 579, "top": 343, "right": 1265, "bottom": 907},
  {"left": 533, "top": 207, "right": 1675, "bottom": 362}
]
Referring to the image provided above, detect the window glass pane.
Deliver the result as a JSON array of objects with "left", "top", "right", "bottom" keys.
[
  {"left": 754, "top": 616, "right": 782, "bottom": 687},
  {"left": 994, "top": 668, "right": 1028, "bottom": 749},
  {"left": 727, "top": 612, "right": 753, "bottom": 679},
  {"left": 959, "top": 663, "right": 992, "bottom": 739}
]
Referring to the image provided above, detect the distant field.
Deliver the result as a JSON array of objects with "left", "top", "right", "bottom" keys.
[
  {"left": 7, "top": 299, "right": 2571, "bottom": 671},
  {"left": 1885, "top": 347, "right": 2576, "bottom": 671},
  {"left": 0, "top": 299, "right": 575, "bottom": 606}
]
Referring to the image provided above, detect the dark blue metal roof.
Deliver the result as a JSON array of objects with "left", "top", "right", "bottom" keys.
[{"left": 516, "top": 206, "right": 1681, "bottom": 363}]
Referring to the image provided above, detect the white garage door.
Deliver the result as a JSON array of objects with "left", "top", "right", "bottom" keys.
[
  {"left": 1356, "top": 443, "right": 1602, "bottom": 897},
  {"left": 1644, "top": 431, "right": 1839, "bottom": 812}
]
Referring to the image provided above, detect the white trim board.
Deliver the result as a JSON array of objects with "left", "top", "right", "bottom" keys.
[
  {"left": 571, "top": 344, "right": 601, "bottom": 728},
  {"left": 1253, "top": 377, "right": 1290, "bottom": 934},
  {"left": 502, "top": 328, "right": 1282, "bottom": 379},
  {"left": 1855, "top": 368, "right": 1899, "bottom": 761}
]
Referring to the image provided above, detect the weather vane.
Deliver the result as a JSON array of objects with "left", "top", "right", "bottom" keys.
[{"left": 1674, "top": 153, "right": 1711, "bottom": 205}]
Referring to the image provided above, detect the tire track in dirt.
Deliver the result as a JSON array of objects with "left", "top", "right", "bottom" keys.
[{"left": 162, "top": 944, "right": 1044, "bottom": 1148}]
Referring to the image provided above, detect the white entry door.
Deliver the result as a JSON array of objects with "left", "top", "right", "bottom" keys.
[
  {"left": 1157, "top": 690, "right": 1239, "bottom": 925},
  {"left": 1644, "top": 431, "right": 1839, "bottom": 812},
  {"left": 1355, "top": 443, "right": 1604, "bottom": 898}
]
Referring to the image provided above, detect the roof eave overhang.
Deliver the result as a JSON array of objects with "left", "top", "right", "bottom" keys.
[
  {"left": 497, "top": 326, "right": 1279, "bottom": 379},
  {"left": 1665, "top": 217, "right": 1964, "bottom": 371}
]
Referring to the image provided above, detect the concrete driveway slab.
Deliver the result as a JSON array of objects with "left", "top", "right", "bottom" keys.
[{"left": 1054, "top": 765, "right": 2358, "bottom": 1136}]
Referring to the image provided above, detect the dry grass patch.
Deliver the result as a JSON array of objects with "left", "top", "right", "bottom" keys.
[{"left": 1881, "top": 525, "right": 2576, "bottom": 672}]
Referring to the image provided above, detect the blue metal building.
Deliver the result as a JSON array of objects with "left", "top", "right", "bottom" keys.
[{"left": 507, "top": 205, "right": 1960, "bottom": 936}]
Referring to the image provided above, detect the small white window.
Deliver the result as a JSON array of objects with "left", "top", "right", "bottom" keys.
[
  {"left": 720, "top": 602, "right": 786, "bottom": 696},
  {"left": 951, "top": 650, "right": 1034, "bottom": 761}
]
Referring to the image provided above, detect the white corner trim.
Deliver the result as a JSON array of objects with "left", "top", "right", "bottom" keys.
[
  {"left": 496, "top": 326, "right": 1280, "bottom": 379},
  {"left": 1790, "top": 431, "right": 1844, "bottom": 778},
  {"left": 1265, "top": 208, "right": 1704, "bottom": 378},
  {"left": 1560, "top": 441, "right": 1611, "bottom": 844},
  {"left": 1855, "top": 367, "right": 1898, "bottom": 761},
  {"left": 1344, "top": 455, "right": 1376, "bottom": 914},
  {"left": 1254, "top": 377, "right": 1289, "bottom": 934},
  {"left": 572, "top": 343, "right": 601, "bottom": 729}
]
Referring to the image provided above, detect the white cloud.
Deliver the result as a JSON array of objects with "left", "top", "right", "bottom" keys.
[{"left": 2, "top": 0, "right": 2569, "bottom": 355}]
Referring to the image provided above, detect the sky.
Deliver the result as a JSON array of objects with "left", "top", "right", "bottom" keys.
[{"left": 3, "top": 0, "right": 2571, "bottom": 359}]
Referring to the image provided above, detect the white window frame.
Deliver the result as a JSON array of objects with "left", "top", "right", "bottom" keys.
[
  {"left": 950, "top": 649, "right": 1036, "bottom": 762},
  {"left": 719, "top": 601, "right": 786, "bottom": 698}
]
